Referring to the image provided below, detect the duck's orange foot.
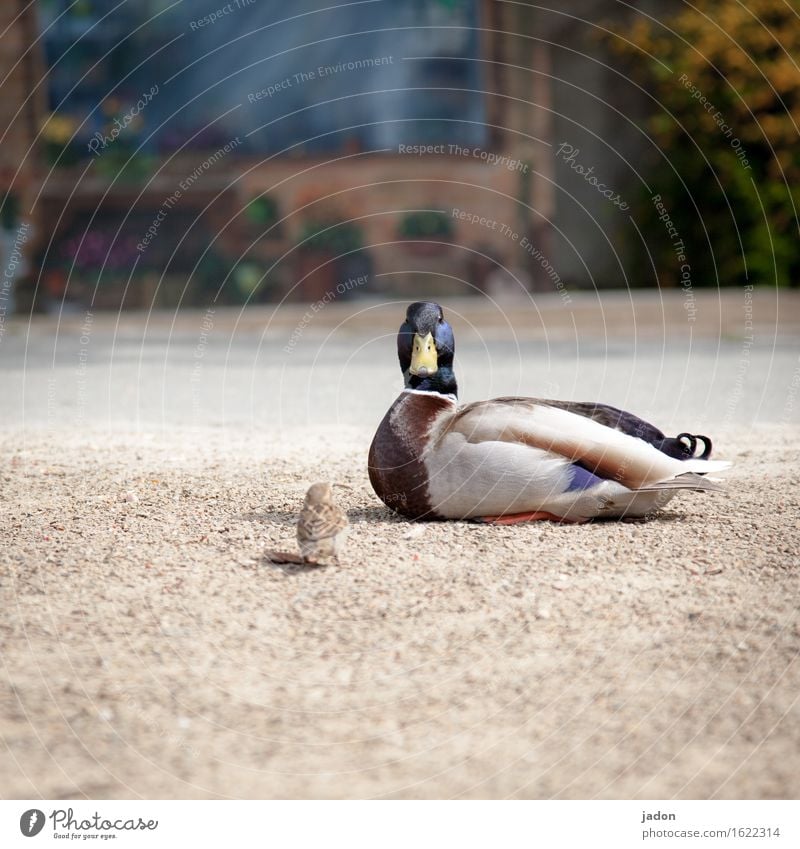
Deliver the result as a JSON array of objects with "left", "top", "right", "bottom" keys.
[{"left": 476, "top": 511, "right": 586, "bottom": 525}]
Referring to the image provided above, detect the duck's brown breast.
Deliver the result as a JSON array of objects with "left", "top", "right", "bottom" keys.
[{"left": 367, "top": 391, "right": 455, "bottom": 520}]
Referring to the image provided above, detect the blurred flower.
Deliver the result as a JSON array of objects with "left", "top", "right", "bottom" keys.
[
  {"left": 41, "top": 113, "right": 77, "bottom": 145},
  {"left": 61, "top": 228, "right": 141, "bottom": 272}
]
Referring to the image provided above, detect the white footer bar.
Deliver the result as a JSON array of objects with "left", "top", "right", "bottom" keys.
[{"left": 2, "top": 800, "right": 797, "bottom": 848}]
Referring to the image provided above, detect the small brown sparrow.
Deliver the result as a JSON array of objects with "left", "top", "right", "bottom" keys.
[{"left": 296, "top": 482, "right": 348, "bottom": 565}]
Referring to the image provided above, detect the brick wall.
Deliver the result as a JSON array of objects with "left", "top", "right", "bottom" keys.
[
  {"left": 0, "top": 1, "right": 672, "bottom": 302},
  {"left": 0, "top": 1, "right": 46, "bottom": 206}
]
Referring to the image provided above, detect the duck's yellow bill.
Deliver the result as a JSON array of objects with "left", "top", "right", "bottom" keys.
[{"left": 409, "top": 332, "right": 438, "bottom": 377}]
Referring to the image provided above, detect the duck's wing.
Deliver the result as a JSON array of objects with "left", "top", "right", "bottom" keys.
[
  {"left": 442, "top": 398, "right": 730, "bottom": 491},
  {"left": 496, "top": 397, "right": 712, "bottom": 460}
]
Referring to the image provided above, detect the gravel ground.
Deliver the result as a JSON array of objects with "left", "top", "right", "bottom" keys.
[{"left": 1, "top": 290, "right": 799, "bottom": 799}]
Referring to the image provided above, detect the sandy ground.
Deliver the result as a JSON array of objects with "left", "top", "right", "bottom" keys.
[{"left": 1, "top": 290, "right": 799, "bottom": 799}]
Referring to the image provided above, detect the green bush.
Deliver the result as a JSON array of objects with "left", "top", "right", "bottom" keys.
[
  {"left": 609, "top": 0, "right": 800, "bottom": 287},
  {"left": 297, "top": 219, "right": 363, "bottom": 254},
  {"left": 246, "top": 195, "right": 280, "bottom": 230},
  {"left": 398, "top": 210, "right": 454, "bottom": 240}
]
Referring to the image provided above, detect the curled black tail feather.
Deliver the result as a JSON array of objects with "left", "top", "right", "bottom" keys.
[
  {"left": 677, "top": 432, "right": 713, "bottom": 460},
  {"left": 658, "top": 433, "right": 713, "bottom": 460}
]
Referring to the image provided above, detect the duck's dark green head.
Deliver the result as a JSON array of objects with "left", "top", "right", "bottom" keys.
[{"left": 397, "top": 301, "right": 458, "bottom": 396}]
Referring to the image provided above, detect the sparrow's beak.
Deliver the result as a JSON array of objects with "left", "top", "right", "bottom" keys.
[{"left": 409, "top": 332, "right": 438, "bottom": 377}]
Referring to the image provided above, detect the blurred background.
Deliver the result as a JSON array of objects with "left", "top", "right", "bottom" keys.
[{"left": 2, "top": 0, "right": 799, "bottom": 316}]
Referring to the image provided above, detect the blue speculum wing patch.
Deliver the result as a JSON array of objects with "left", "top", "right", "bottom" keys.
[{"left": 565, "top": 464, "right": 607, "bottom": 492}]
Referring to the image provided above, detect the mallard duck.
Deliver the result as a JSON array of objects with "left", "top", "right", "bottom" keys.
[{"left": 368, "top": 302, "right": 730, "bottom": 523}]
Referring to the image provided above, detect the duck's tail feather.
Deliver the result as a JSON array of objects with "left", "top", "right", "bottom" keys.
[
  {"left": 678, "top": 458, "right": 732, "bottom": 475},
  {"left": 639, "top": 471, "right": 728, "bottom": 493}
]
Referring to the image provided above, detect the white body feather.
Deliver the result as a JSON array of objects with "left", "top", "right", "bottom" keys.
[{"left": 409, "top": 391, "right": 730, "bottom": 521}]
